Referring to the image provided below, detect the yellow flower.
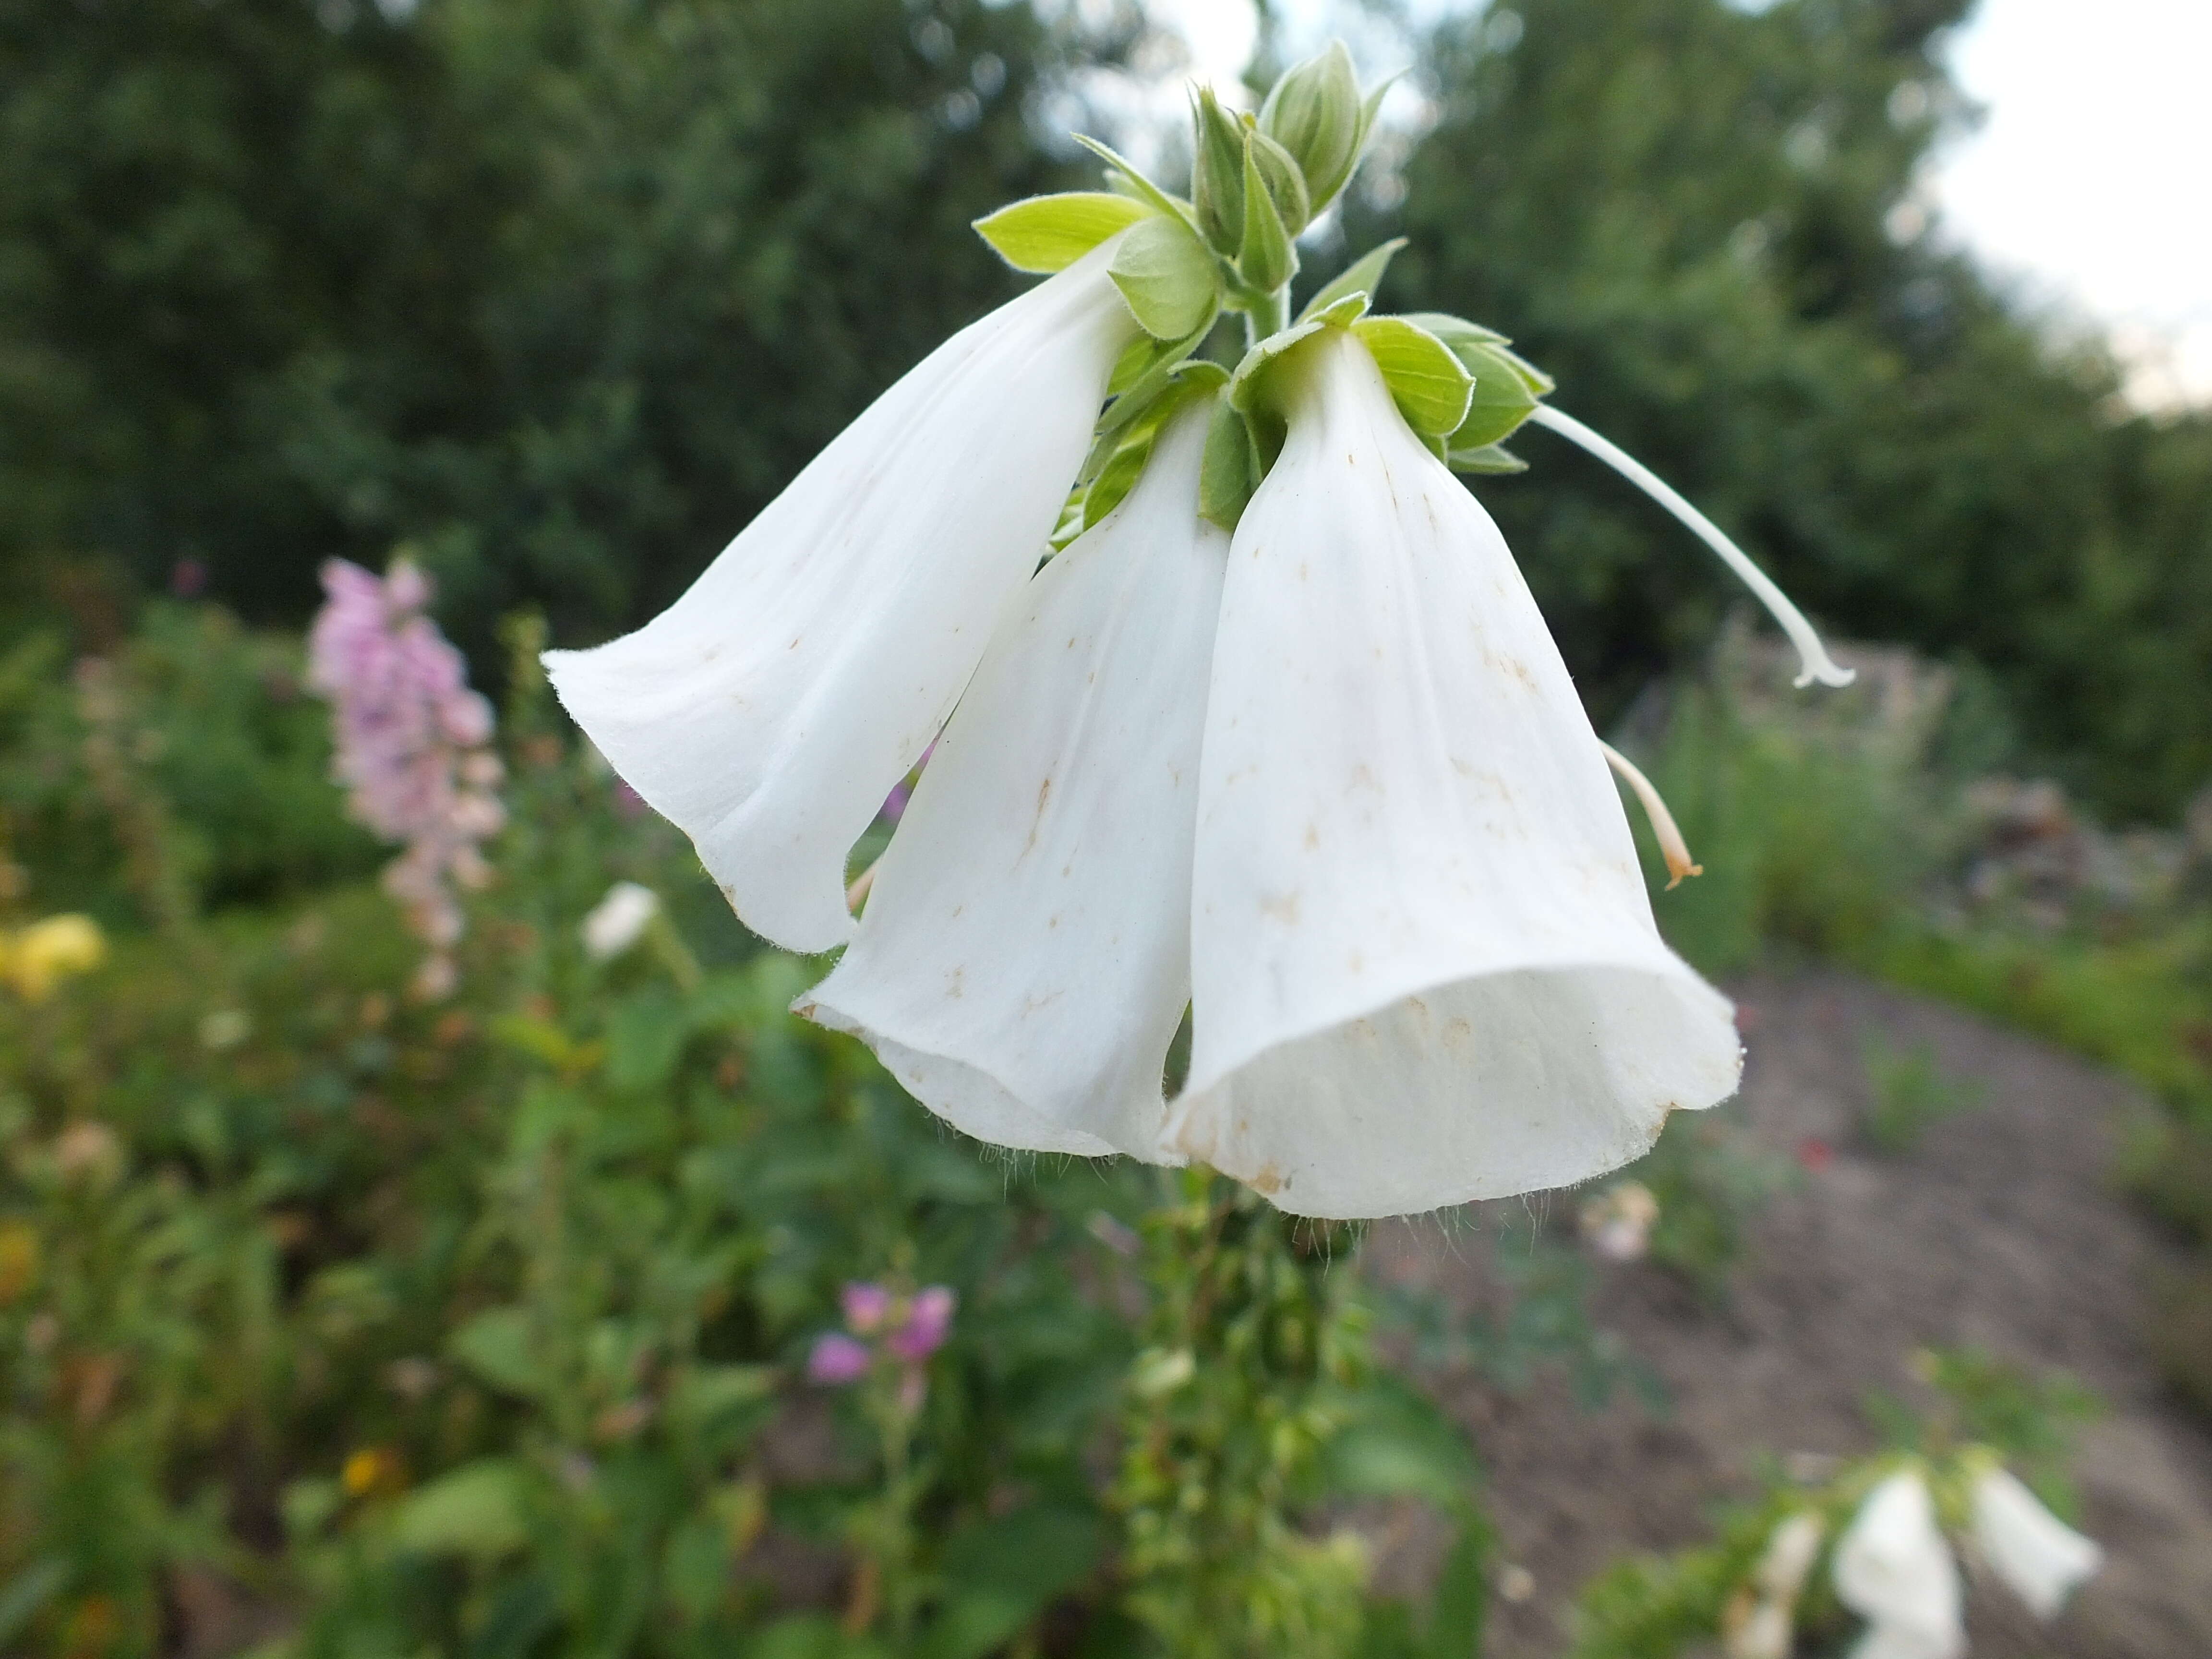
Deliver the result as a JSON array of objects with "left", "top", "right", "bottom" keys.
[
  {"left": 0, "top": 1222, "right": 38, "bottom": 1304},
  {"left": 2, "top": 914, "right": 107, "bottom": 1001},
  {"left": 342, "top": 1445, "right": 407, "bottom": 1499}
]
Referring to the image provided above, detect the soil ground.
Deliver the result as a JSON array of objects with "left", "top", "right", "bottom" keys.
[{"left": 1370, "top": 968, "right": 2212, "bottom": 1658}]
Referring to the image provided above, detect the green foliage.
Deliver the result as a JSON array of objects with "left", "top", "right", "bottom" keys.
[
  {"left": 0, "top": 601, "right": 1497, "bottom": 1656},
  {"left": 0, "top": 0, "right": 1094, "bottom": 655},
  {"left": 1636, "top": 1112, "right": 1798, "bottom": 1299},
  {"left": 1368, "top": 0, "right": 2212, "bottom": 820},
  {"left": 1859, "top": 1032, "right": 1984, "bottom": 1155}
]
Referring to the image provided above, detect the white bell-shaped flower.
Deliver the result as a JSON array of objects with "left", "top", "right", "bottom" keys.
[
  {"left": 543, "top": 240, "right": 1142, "bottom": 952},
  {"left": 1163, "top": 328, "right": 1741, "bottom": 1217},
  {"left": 796, "top": 402, "right": 1227, "bottom": 1159},
  {"left": 1970, "top": 1466, "right": 2101, "bottom": 1621},
  {"left": 1833, "top": 1471, "right": 1966, "bottom": 1659}
]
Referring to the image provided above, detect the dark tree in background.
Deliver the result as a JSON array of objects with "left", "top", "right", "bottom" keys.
[
  {"left": 2, "top": 0, "right": 2207, "bottom": 817},
  {"left": 0, "top": 0, "right": 1105, "bottom": 656},
  {"left": 1364, "top": 0, "right": 2212, "bottom": 819}
]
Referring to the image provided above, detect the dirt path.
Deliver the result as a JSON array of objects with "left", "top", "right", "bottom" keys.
[{"left": 1371, "top": 969, "right": 2212, "bottom": 1658}]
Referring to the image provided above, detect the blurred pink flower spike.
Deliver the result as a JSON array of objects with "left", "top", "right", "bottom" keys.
[
  {"left": 1163, "top": 329, "right": 1742, "bottom": 1217},
  {"left": 542, "top": 238, "right": 1143, "bottom": 954},
  {"left": 841, "top": 1281, "right": 893, "bottom": 1335},
  {"left": 887, "top": 1286, "right": 955, "bottom": 1362},
  {"left": 308, "top": 556, "right": 504, "bottom": 996},
  {"left": 806, "top": 1334, "right": 872, "bottom": 1387}
]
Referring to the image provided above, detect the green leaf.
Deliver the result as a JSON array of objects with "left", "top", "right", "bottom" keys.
[
  {"left": 1447, "top": 341, "right": 1542, "bottom": 449},
  {"left": 605, "top": 986, "right": 687, "bottom": 1091},
  {"left": 1447, "top": 442, "right": 1528, "bottom": 475},
  {"left": 1300, "top": 237, "right": 1407, "bottom": 322},
  {"left": 1109, "top": 214, "right": 1220, "bottom": 341},
  {"left": 1259, "top": 41, "right": 1363, "bottom": 212},
  {"left": 971, "top": 192, "right": 1152, "bottom": 273},
  {"left": 1236, "top": 139, "right": 1298, "bottom": 295},
  {"left": 447, "top": 1306, "right": 540, "bottom": 1398},
  {"left": 1200, "top": 397, "right": 1262, "bottom": 530},
  {"left": 1352, "top": 315, "right": 1475, "bottom": 437},
  {"left": 1322, "top": 1376, "right": 1479, "bottom": 1510},
  {"left": 392, "top": 1459, "right": 530, "bottom": 1560}
]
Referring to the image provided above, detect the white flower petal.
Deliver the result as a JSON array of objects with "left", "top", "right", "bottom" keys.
[
  {"left": 1165, "top": 329, "right": 1741, "bottom": 1218},
  {"left": 797, "top": 404, "right": 1226, "bottom": 1160},
  {"left": 1833, "top": 1471, "right": 1965, "bottom": 1659},
  {"left": 1971, "top": 1466, "right": 2101, "bottom": 1621},
  {"left": 581, "top": 881, "right": 660, "bottom": 960},
  {"left": 1757, "top": 1511, "right": 1827, "bottom": 1601},
  {"left": 543, "top": 241, "right": 1140, "bottom": 952}
]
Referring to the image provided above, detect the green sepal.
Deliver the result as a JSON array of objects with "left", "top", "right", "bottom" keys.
[
  {"left": 1225, "top": 294, "right": 1368, "bottom": 420},
  {"left": 1236, "top": 140, "right": 1299, "bottom": 295},
  {"left": 1190, "top": 87, "right": 1248, "bottom": 255},
  {"left": 1299, "top": 237, "right": 1407, "bottom": 322},
  {"left": 972, "top": 192, "right": 1153, "bottom": 273},
  {"left": 1351, "top": 315, "right": 1475, "bottom": 437},
  {"left": 1258, "top": 41, "right": 1363, "bottom": 215},
  {"left": 1245, "top": 126, "right": 1311, "bottom": 238},
  {"left": 1079, "top": 318, "right": 1219, "bottom": 486},
  {"left": 1109, "top": 214, "right": 1222, "bottom": 341},
  {"left": 1399, "top": 311, "right": 1510, "bottom": 350},
  {"left": 1070, "top": 134, "right": 1201, "bottom": 238},
  {"left": 1078, "top": 364, "right": 1233, "bottom": 534},
  {"left": 1107, "top": 332, "right": 1166, "bottom": 397},
  {"left": 1446, "top": 339, "right": 1542, "bottom": 448},
  {"left": 1200, "top": 397, "right": 1263, "bottom": 531},
  {"left": 1447, "top": 441, "right": 1529, "bottom": 474}
]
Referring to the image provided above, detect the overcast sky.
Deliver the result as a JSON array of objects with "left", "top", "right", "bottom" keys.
[{"left": 1128, "top": 0, "right": 2212, "bottom": 410}]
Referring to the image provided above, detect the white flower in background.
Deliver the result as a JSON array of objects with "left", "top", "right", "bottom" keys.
[
  {"left": 582, "top": 881, "right": 661, "bottom": 961},
  {"left": 1724, "top": 1510, "right": 1826, "bottom": 1659},
  {"left": 1970, "top": 1466, "right": 2102, "bottom": 1620},
  {"left": 1163, "top": 328, "right": 1742, "bottom": 1218},
  {"left": 544, "top": 237, "right": 1143, "bottom": 954},
  {"left": 1833, "top": 1470, "right": 1965, "bottom": 1659},
  {"left": 798, "top": 398, "right": 1226, "bottom": 1160}
]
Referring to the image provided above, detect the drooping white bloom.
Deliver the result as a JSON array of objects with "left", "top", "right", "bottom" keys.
[
  {"left": 796, "top": 402, "right": 1227, "bottom": 1159},
  {"left": 543, "top": 240, "right": 1142, "bottom": 953},
  {"left": 581, "top": 881, "right": 661, "bottom": 961},
  {"left": 1970, "top": 1466, "right": 2101, "bottom": 1621},
  {"left": 1725, "top": 1511, "right": 1827, "bottom": 1659},
  {"left": 1833, "top": 1471, "right": 1966, "bottom": 1659},
  {"left": 1162, "top": 328, "right": 1742, "bottom": 1218}
]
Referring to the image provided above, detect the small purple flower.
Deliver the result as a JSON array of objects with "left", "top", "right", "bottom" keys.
[
  {"left": 842, "top": 1281, "right": 893, "bottom": 1335},
  {"left": 806, "top": 1334, "right": 872, "bottom": 1386},
  {"left": 886, "top": 1286, "right": 955, "bottom": 1362}
]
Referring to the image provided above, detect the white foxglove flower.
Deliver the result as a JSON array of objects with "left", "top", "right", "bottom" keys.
[
  {"left": 1725, "top": 1511, "right": 1826, "bottom": 1659},
  {"left": 1163, "top": 328, "right": 1742, "bottom": 1218},
  {"left": 543, "top": 240, "right": 1142, "bottom": 953},
  {"left": 796, "top": 401, "right": 1226, "bottom": 1159},
  {"left": 1833, "top": 1471, "right": 1966, "bottom": 1659},
  {"left": 1970, "top": 1466, "right": 2101, "bottom": 1620},
  {"left": 581, "top": 880, "right": 660, "bottom": 961}
]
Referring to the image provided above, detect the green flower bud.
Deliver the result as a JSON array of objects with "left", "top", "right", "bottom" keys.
[
  {"left": 1190, "top": 86, "right": 1248, "bottom": 255},
  {"left": 1259, "top": 41, "right": 1364, "bottom": 214},
  {"left": 1237, "top": 136, "right": 1299, "bottom": 294},
  {"left": 1245, "top": 125, "right": 1311, "bottom": 239}
]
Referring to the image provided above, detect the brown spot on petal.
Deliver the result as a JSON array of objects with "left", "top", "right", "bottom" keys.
[{"left": 1250, "top": 1163, "right": 1285, "bottom": 1196}]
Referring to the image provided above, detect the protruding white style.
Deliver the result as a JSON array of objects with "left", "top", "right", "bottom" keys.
[
  {"left": 1598, "top": 740, "right": 1703, "bottom": 889},
  {"left": 1529, "top": 404, "right": 1857, "bottom": 691},
  {"left": 543, "top": 240, "right": 1142, "bottom": 953},
  {"left": 797, "top": 404, "right": 1228, "bottom": 1160},
  {"left": 1164, "top": 330, "right": 1743, "bottom": 1218},
  {"left": 581, "top": 880, "right": 661, "bottom": 960},
  {"left": 1833, "top": 1471, "right": 1966, "bottom": 1659},
  {"left": 1970, "top": 1466, "right": 2102, "bottom": 1621}
]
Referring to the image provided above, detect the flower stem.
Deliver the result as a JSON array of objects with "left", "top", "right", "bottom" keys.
[
  {"left": 1528, "top": 405, "right": 1856, "bottom": 689},
  {"left": 1243, "top": 285, "right": 1291, "bottom": 349}
]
